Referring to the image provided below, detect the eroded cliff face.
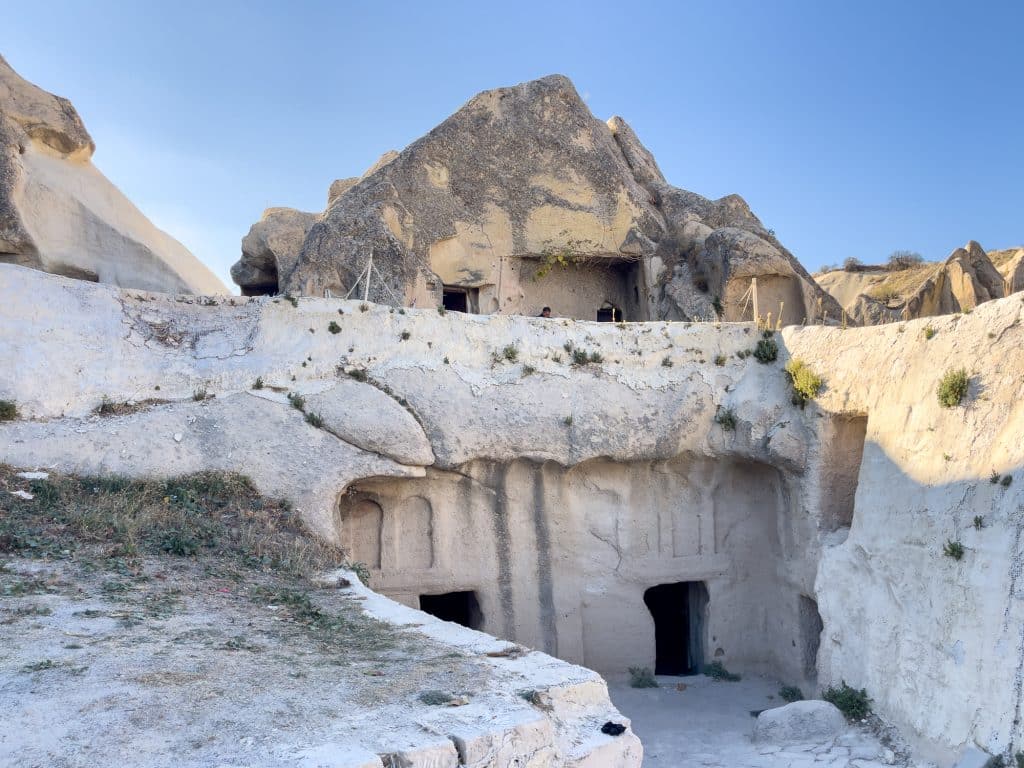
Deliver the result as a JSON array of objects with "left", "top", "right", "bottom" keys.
[
  {"left": 232, "top": 75, "right": 842, "bottom": 326},
  {"left": 1, "top": 263, "right": 1022, "bottom": 764},
  {"left": 0, "top": 55, "right": 225, "bottom": 294}
]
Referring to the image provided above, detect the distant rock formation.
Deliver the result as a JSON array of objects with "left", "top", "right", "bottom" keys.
[
  {"left": 0, "top": 55, "right": 225, "bottom": 294},
  {"left": 818, "top": 241, "right": 1016, "bottom": 325},
  {"left": 990, "top": 246, "right": 1024, "bottom": 294},
  {"left": 233, "top": 75, "right": 841, "bottom": 324}
]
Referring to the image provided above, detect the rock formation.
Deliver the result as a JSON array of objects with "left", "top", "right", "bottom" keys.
[
  {"left": 990, "top": 246, "right": 1024, "bottom": 294},
  {"left": 817, "top": 240, "right": 1015, "bottom": 324},
  {"left": 232, "top": 75, "right": 841, "bottom": 325},
  {"left": 3, "top": 263, "right": 1023, "bottom": 765},
  {"left": 0, "top": 55, "right": 225, "bottom": 294}
]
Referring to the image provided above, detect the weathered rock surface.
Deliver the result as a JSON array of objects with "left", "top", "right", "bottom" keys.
[
  {"left": 233, "top": 75, "right": 842, "bottom": 326},
  {"left": 0, "top": 55, "right": 225, "bottom": 294},
  {"left": 818, "top": 241, "right": 1016, "bottom": 325},
  {"left": 232, "top": 207, "right": 318, "bottom": 296},
  {"left": 990, "top": 246, "right": 1024, "bottom": 294},
  {"left": 2, "top": 264, "right": 1024, "bottom": 765},
  {"left": 752, "top": 701, "right": 847, "bottom": 744}
]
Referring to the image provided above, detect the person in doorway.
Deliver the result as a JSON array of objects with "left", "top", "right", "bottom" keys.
[{"left": 538, "top": 307, "right": 552, "bottom": 318}]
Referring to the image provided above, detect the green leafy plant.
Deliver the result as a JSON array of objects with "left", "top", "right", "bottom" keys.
[
  {"left": 563, "top": 415, "right": 573, "bottom": 426},
  {"left": 400, "top": 331, "right": 411, "bottom": 341},
  {"left": 305, "top": 412, "right": 324, "bottom": 428},
  {"left": 571, "top": 349, "right": 603, "bottom": 366},
  {"left": 287, "top": 392, "right": 305, "bottom": 411},
  {"left": 1001, "top": 474, "right": 1013, "bottom": 488},
  {"left": 974, "top": 516, "right": 985, "bottom": 530},
  {"left": 0, "top": 400, "right": 17, "bottom": 421},
  {"left": 991, "top": 470, "right": 1002, "bottom": 484},
  {"left": 522, "top": 364, "right": 536, "bottom": 376},
  {"left": 785, "top": 358, "right": 824, "bottom": 407},
  {"left": 628, "top": 666, "right": 658, "bottom": 688},
  {"left": 937, "top": 368, "right": 969, "bottom": 408},
  {"left": 779, "top": 685, "right": 804, "bottom": 703},
  {"left": 502, "top": 345, "right": 519, "bottom": 363},
  {"left": 712, "top": 296, "right": 724, "bottom": 317},
  {"left": 418, "top": 689, "right": 454, "bottom": 705},
  {"left": 437, "top": 306, "right": 447, "bottom": 315},
  {"left": 753, "top": 332, "right": 778, "bottom": 364},
  {"left": 715, "top": 406, "right": 737, "bottom": 431},
  {"left": 346, "top": 368, "right": 368, "bottom": 382},
  {"left": 943, "top": 539, "right": 965, "bottom": 560},
  {"left": 252, "top": 377, "right": 264, "bottom": 390},
  {"left": 283, "top": 293, "right": 299, "bottom": 308},
  {"left": 923, "top": 324, "right": 936, "bottom": 340},
  {"left": 714, "top": 354, "right": 726, "bottom": 366},
  {"left": 193, "top": 388, "right": 208, "bottom": 401},
  {"left": 327, "top": 321, "right": 341, "bottom": 334},
  {"left": 704, "top": 661, "right": 741, "bottom": 681},
  {"left": 661, "top": 357, "right": 673, "bottom": 368},
  {"left": 822, "top": 681, "right": 871, "bottom": 720}
]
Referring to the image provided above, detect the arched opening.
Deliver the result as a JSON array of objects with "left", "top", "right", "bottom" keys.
[
  {"left": 643, "top": 582, "right": 708, "bottom": 675},
  {"left": 419, "top": 590, "right": 483, "bottom": 630}
]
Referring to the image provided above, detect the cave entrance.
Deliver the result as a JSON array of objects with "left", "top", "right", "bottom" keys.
[
  {"left": 643, "top": 581, "right": 708, "bottom": 675},
  {"left": 596, "top": 303, "right": 622, "bottom": 322},
  {"left": 442, "top": 286, "right": 478, "bottom": 314},
  {"left": 419, "top": 590, "right": 483, "bottom": 630}
]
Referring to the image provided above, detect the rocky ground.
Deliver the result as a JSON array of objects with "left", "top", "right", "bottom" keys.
[
  {"left": 608, "top": 675, "right": 921, "bottom": 768},
  {"left": 0, "top": 468, "right": 638, "bottom": 767}
]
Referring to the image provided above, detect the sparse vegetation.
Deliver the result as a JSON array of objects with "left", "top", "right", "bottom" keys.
[
  {"left": 779, "top": 685, "right": 804, "bottom": 703},
  {"left": 974, "top": 516, "right": 985, "bottom": 530},
  {"left": 887, "top": 250, "right": 924, "bottom": 271},
  {"left": 0, "top": 400, "right": 18, "bottom": 421},
  {"left": 253, "top": 377, "right": 264, "bottom": 390},
  {"left": 305, "top": 412, "right": 324, "bottom": 428},
  {"left": 522, "top": 364, "right": 536, "bottom": 376},
  {"left": 399, "top": 330, "right": 411, "bottom": 341},
  {"left": 753, "top": 331, "right": 778, "bottom": 364},
  {"left": 943, "top": 539, "right": 965, "bottom": 560},
  {"left": 785, "top": 358, "right": 824, "bottom": 407},
  {"left": 193, "top": 388, "right": 208, "bottom": 401},
  {"left": 418, "top": 689, "right": 454, "bottom": 705},
  {"left": 661, "top": 357, "right": 673, "bottom": 368},
  {"left": 704, "top": 661, "right": 741, "bottom": 681},
  {"left": 712, "top": 296, "right": 724, "bottom": 317},
  {"left": 359, "top": 303, "right": 369, "bottom": 312},
  {"left": 628, "top": 666, "right": 658, "bottom": 688},
  {"left": 923, "top": 324, "right": 936, "bottom": 340},
  {"left": 501, "top": 345, "right": 518, "bottom": 363},
  {"left": 1002, "top": 474, "right": 1013, "bottom": 488},
  {"left": 715, "top": 406, "right": 737, "bottom": 431},
  {"left": 283, "top": 293, "right": 299, "bottom": 308},
  {"left": 990, "top": 470, "right": 1002, "bottom": 484},
  {"left": 714, "top": 354, "right": 726, "bottom": 366},
  {"left": 287, "top": 392, "right": 305, "bottom": 411},
  {"left": 843, "top": 257, "right": 863, "bottom": 271},
  {"left": 570, "top": 349, "right": 603, "bottom": 366},
  {"left": 822, "top": 681, "right": 872, "bottom": 720},
  {"left": 437, "top": 306, "right": 446, "bottom": 315},
  {"left": 937, "top": 368, "right": 969, "bottom": 408},
  {"left": 327, "top": 321, "right": 341, "bottom": 334},
  {"left": 563, "top": 415, "right": 573, "bottom": 426}
]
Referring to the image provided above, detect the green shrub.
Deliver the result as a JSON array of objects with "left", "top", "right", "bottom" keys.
[
  {"left": 305, "top": 412, "right": 324, "bottom": 428},
  {"left": 327, "top": 321, "right": 341, "bottom": 334},
  {"left": 571, "top": 349, "right": 603, "bottom": 366},
  {"left": 0, "top": 400, "right": 20, "bottom": 421},
  {"left": 661, "top": 357, "right": 673, "bottom": 368},
  {"left": 287, "top": 393, "right": 305, "bottom": 411},
  {"left": 974, "top": 516, "right": 985, "bottom": 530},
  {"left": 937, "top": 368, "right": 969, "bottom": 408},
  {"left": 418, "top": 689, "right": 454, "bottom": 705},
  {"left": 779, "top": 685, "right": 804, "bottom": 703},
  {"left": 712, "top": 296, "right": 724, "bottom": 317},
  {"left": 437, "top": 306, "right": 447, "bottom": 315},
  {"left": 714, "top": 354, "right": 726, "bottom": 366},
  {"left": 704, "top": 661, "right": 741, "bottom": 681},
  {"left": 923, "top": 324, "right": 936, "bottom": 340},
  {"left": 753, "top": 334, "right": 778, "bottom": 364},
  {"left": 252, "top": 377, "right": 264, "bottom": 390},
  {"left": 943, "top": 539, "right": 965, "bottom": 560},
  {"left": 628, "top": 666, "right": 658, "bottom": 688},
  {"left": 822, "top": 681, "right": 871, "bottom": 720},
  {"left": 359, "top": 303, "right": 369, "bottom": 312},
  {"left": 399, "top": 331, "right": 411, "bottom": 341},
  {"left": 1001, "top": 474, "right": 1013, "bottom": 488},
  {"left": 193, "top": 388, "right": 208, "bottom": 401},
  {"left": 990, "top": 470, "right": 1002, "bottom": 484},
  {"left": 785, "top": 358, "right": 824, "bottom": 407},
  {"left": 715, "top": 407, "right": 737, "bottom": 431},
  {"left": 502, "top": 345, "right": 519, "bottom": 363}
]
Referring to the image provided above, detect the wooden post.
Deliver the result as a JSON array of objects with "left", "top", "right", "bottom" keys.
[
  {"left": 363, "top": 254, "right": 373, "bottom": 303},
  {"left": 751, "top": 277, "right": 759, "bottom": 322}
]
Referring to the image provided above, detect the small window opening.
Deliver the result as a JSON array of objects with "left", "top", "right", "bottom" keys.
[{"left": 597, "top": 303, "right": 622, "bottom": 322}]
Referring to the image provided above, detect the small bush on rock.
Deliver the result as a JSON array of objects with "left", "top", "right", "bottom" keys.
[
  {"left": 785, "top": 358, "right": 824, "bottom": 407},
  {"left": 418, "top": 690, "right": 454, "bottom": 705},
  {"left": 0, "top": 400, "right": 17, "bottom": 421},
  {"left": 704, "top": 661, "right": 741, "bottom": 681},
  {"left": 628, "top": 666, "right": 658, "bottom": 688},
  {"left": 753, "top": 332, "right": 778, "bottom": 364},
  {"left": 1001, "top": 474, "right": 1013, "bottom": 488},
  {"left": 822, "top": 681, "right": 871, "bottom": 720},
  {"left": 715, "top": 406, "right": 737, "bottom": 431},
  {"left": 327, "top": 321, "right": 341, "bottom": 334},
  {"left": 779, "top": 685, "right": 804, "bottom": 703},
  {"left": 943, "top": 539, "right": 965, "bottom": 560},
  {"left": 937, "top": 368, "right": 969, "bottom": 408}
]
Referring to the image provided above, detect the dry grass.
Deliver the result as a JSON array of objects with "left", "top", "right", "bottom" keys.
[
  {"left": 864, "top": 262, "right": 941, "bottom": 303},
  {"left": 0, "top": 466, "right": 344, "bottom": 579}
]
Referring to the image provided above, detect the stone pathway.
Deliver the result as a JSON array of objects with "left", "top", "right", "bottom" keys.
[{"left": 608, "top": 673, "right": 906, "bottom": 768}]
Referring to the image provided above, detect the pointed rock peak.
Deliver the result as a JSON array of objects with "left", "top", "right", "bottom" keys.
[
  {"left": 0, "top": 54, "right": 94, "bottom": 159},
  {"left": 607, "top": 115, "right": 665, "bottom": 188}
]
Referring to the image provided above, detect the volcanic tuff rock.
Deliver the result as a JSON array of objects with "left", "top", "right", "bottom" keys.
[
  {"left": 990, "top": 246, "right": 1024, "bottom": 293},
  {"left": 0, "top": 54, "right": 225, "bottom": 294},
  {"left": 818, "top": 240, "right": 1017, "bottom": 325},
  {"left": 233, "top": 75, "right": 842, "bottom": 325}
]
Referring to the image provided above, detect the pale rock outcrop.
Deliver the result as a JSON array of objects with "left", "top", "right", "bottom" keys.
[
  {"left": 752, "top": 701, "right": 847, "bottom": 744},
  {"left": 3, "top": 264, "right": 1024, "bottom": 764},
  {"left": 0, "top": 55, "right": 225, "bottom": 294},
  {"left": 990, "top": 246, "right": 1024, "bottom": 293},
  {"left": 233, "top": 75, "right": 842, "bottom": 326},
  {"left": 819, "top": 241, "right": 1012, "bottom": 325},
  {"left": 232, "top": 207, "right": 318, "bottom": 295}
]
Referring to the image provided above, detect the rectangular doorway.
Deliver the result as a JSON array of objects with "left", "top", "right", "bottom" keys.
[
  {"left": 419, "top": 590, "right": 483, "bottom": 630},
  {"left": 442, "top": 286, "right": 479, "bottom": 314},
  {"left": 643, "top": 581, "right": 708, "bottom": 675}
]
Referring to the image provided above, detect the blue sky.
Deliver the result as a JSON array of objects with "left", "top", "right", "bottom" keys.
[{"left": 4, "top": 1, "right": 1022, "bottom": 289}]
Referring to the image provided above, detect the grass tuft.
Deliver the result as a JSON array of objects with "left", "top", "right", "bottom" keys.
[
  {"left": 0, "top": 400, "right": 19, "bottom": 421},
  {"left": 628, "top": 666, "right": 658, "bottom": 688},
  {"left": 704, "top": 661, "right": 741, "bottom": 681},
  {"left": 822, "top": 681, "right": 871, "bottom": 720},
  {"left": 937, "top": 368, "right": 969, "bottom": 408}
]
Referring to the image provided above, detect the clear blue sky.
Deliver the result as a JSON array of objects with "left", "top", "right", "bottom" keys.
[{"left": 4, "top": 1, "right": 1022, "bottom": 289}]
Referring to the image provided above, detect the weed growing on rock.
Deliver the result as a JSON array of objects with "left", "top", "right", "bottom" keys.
[
  {"left": 346, "top": 369, "right": 368, "bottom": 382},
  {"left": 937, "top": 368, "right": 969, "bottom": 408},
  {"left": 253, "top": 377, "right": 264, "bottom": 390},
  {"left": 305, "top": 412, "right": 324, "bottom": 429},
  {"left": 823, "top": 682, "right": 871, "bottom": 720},
  {"left": 522, "top": 365, "right": 536, "bottom": 376},
  {"left": 714, "top": 354, "right": 726, "bottom": 366},
  {"left": 287, "top": 393, "right": 305, "bottom": 411},
  {"left": 628, "top": 666, "right": 658, "bottom": 688},
  {"left": 418, "top": 689, "right": 454, "bottom": 705},
  {"left": 436, "top": 305, "right": 446, "bottom": 315},
  {"left": 704, "top": 661, "right": 741, "bottom": 681},
  {"left": 712, "top": 296, "right": 724, "bottom": 317},
  {"left": 359, "top": 303, "right": 368, "bottom": 312},
  {"left": 753, "top": 331, "right": 778, "bottom": 364},
  {"left": 501, "top": 345, "right": 519, "bottom": 363},
  {"left": 327, "top": 321, "right": 341, "bottom": 334},
  {"left": 715, "top": 407, "right": 737, "bottom": 431},
  {"left": 0, "top": 400, "right": 19, "bottom": 421},
  {"left": 785, "top": 358, "right": 824, "bottom": 407},
  {"left": 661, "top": 357, "right": 673, "bottom": 367},
  {"left": 571, "top": 349, "right": 603, "bottom": 366},
  {"left": 399, "top": 331, "right": 411, "bottom": 341},
  {"left": 779, "top": 685, "right": 804, "bottom": 703},
  {"left": 943, "top": 539, "right": 965, "bottom": 560},
  {"left": 563, "top": 415, "right": 573, "bottom": 426},
  {"left": 923, "top": 324, "right": 936, "bottom": 340},
  {"left": 991, "top": 470, "right": 1002, "bottom": 484},
  {"left": 1002, "top": 474, "right": 1013, "bottom": 488},
  {"left": 193, "top": 388, "right": 208, "bottom": 401},
  {"left": 974, "top": 516, "right": 985, "bottom": 530}
]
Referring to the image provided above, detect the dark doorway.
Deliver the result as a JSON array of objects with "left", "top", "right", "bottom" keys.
[
  {"left": 643, "top": 582, "right": 708, "bottom": 675},
  {"left": 596, "top": 304, "right": 622, "bottom": 322},
  {"left": 419, "top": 590, "right": 483, "bottom": 630},
  {"left": 442, "top": 288, "right": 468, "bottom": 313}
]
